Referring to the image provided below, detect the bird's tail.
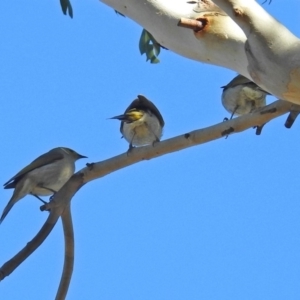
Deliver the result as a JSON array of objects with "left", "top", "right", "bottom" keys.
[
  {"left": 0, "top": 188, "right": 26, "bottom": 224},
  {"left": 0, "top": 198, "right": 15, "bottom": 224}
]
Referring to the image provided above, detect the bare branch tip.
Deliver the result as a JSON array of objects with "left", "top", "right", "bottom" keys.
[{"left": 178, "top": 18, "right": 204, "bottom": 32}]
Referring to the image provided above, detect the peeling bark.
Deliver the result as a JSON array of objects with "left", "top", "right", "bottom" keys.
[
  {"left": 212, "top": 0, "right": 300, "bottom": 103},
  {"left": 100, "top": 0, "right": 249, "bottom": 75},
  {"left": 100, "top": 0, "right": 300, "bottom": 103}
]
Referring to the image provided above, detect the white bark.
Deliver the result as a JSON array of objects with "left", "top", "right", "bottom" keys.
[
  {"left": 101, "top": 0, "right": 249, "bottom": 74},
  {"left": 212, "top": 0, "right": 300, "bottom": 104},
  {"left": 100, "top": 0, "right": 300, "bottom": 104}
]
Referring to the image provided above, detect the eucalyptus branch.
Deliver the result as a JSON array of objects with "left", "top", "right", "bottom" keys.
[
  {"left": 100, "top": 0, "right": 300, "bottom": 103},
  {"left": 0, "top": 174, "right": 83, "bottom": 281},
  {"left": 0, "top": 213, "right": 59, "bottom": 281},
  {"left": 55, "top": 204, "right": 74, "bottom": 300},
  {"left": 0, "top": 99, "right": 294, "bottom": 283},
  {"left": 100, "top": 0, "right": 249, "bottom": 75},
  {"left": 210, "top": 0, "right": 300, "bottom": 104},
  {"left": 80, "top": 100, "right": 292, "bottom": 184}
]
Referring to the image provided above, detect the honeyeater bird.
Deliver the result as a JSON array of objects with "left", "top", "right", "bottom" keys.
[
  {"left": 110, "top": 95, "right": 165, "bottom": 149},
  {"left": 1, "top": 147, "right": 87, "bottom": 223},
  {"left": 221, "top": 74, "right": 269, "bottom": 134}
]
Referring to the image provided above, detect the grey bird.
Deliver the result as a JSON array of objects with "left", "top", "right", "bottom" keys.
[
  {"left": 221, "top": 74, "right": 269, "bottom": 117},
  {"left": 1, "top": 147, "right": 87, "bottom": 223},
  {"left": 221, "top": 74, "right": 269, "bottom": 134},
  {"left": 110, "top": 95, "right": 165, "bottom": 149}
]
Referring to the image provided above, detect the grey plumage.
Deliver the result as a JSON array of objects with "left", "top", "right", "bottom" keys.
[
  {"left": 221, "top": 74, "right": 270, "bottom": 135},
  {"left": 1, "top": 147, "right": 86, "bottom": 223},
  {"left": 221, "top": 74, "right": 269, "bottom": 117}
]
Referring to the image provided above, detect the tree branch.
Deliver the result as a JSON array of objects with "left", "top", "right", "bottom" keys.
[
  {"left": 0, "top": 174, "right": 84, "bottom": 281},
  {"left": 100, "top": 0, "right": 300, "bottom": 104},
  {"left": 55, "top": 205, "right": 74, "bottom": 300},
  {"left": 43, "top": 100, "right": 293, "bottom": 192},
  {"left": 0, "top": 213, "right": 59, "bottom": 281},
  {"left": 0, "top": 99, "right": 294, "bottom": 282},
  {"left": 100, "top": 0, "right": 249, "bottom": 76}
]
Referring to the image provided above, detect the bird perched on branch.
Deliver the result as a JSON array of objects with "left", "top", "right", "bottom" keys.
[
  {"left": 110, "top": 95, "right": 165, "bottom": 149},
  {"left": 1, "top": 147, "right": 87, "bottom": 223},
  {"left": 221, "top": 74, "right": 269, "bottom": 135}
]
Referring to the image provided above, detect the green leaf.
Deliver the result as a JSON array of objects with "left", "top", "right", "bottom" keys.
[
  {"left": 153, "top": 41, "right": 161, "bottom": 57},
  {"left": 144, "top": 44, "right": 160, "bottom": 64},
  {"left": 145, "top": 44, "right": 154, "bottom": 62},
  {"left": 139, "top": 29, "right": 150, "bottom": 55},
  {"left": 60, "top": 0, "right": 73, "bottom": 18},
  {"left": 139, "top": 29, "right": 163, "bottom": 64},
  {"left": 150, "top": 57, "right": 160, "bottom": 64}
]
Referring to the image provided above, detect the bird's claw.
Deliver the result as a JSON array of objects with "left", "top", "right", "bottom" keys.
[
  {"left": 86, "top": 162, "right": 95, "bottom": 170},
  {"left": 222, "top": 127, "right": 234, "bottom": 138},
  {"left": 126, "top": 144, "right": 134, "bottom": 156}
]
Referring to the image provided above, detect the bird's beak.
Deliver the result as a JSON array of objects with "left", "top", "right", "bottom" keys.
[
  {"left": 109, "top": 114, "right": 126, "bottom": 121},
  {"left": 78, "top": 154, "right": 88, "bottom": 159}
]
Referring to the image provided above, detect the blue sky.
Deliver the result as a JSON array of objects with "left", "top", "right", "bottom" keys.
[{"left": 1, "top": 1, "right": 300, "bottom": 299}]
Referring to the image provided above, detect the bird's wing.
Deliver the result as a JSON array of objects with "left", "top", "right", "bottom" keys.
[
  {"left": 222, "top": 75, "right": 252, "bottom": 89},
  {"left": 118, "top": 95, "right": 165, "bottom": 133},
  {"left": 3, "top": 149, "right": 64, "bottom": 187},
  {"left": 137, "top": 95, "right": 165, "bottom": 127},
  {"left": 221, "top": 75, "right": 270, "bottom": 94}
]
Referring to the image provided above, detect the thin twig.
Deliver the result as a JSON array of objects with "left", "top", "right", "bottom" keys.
[{"left": 178, "top": 18, "right": 204, "bottom": 31}]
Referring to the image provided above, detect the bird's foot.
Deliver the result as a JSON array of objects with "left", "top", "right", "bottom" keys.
[
  {"left": 222, "top": 127, "right": 234, "bottom": 139},
  {"left": 126, "top": 144, "right": 135, "bottom": 156},
  {"left": 254, "top": 123, "right": 266, "bottom": 135},
  {"left": 86, "top": 162, "right": 95, "bottom": 170},
  {"left": 152, "top": 138, "right": 160, "bottom": 147},
  {"left": 40, "top": 204, "right": 50, "bottom": 212},
  {"left": 49, "top": 194, "right": 56, "bottom": 202},
  {"left": 39, "top": 194, "right": 56, "bottom": 212}
]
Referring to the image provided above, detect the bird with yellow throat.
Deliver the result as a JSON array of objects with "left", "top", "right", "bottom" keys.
[{"left": 110, "top": 95, "right": 165, "bottom": 150}]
